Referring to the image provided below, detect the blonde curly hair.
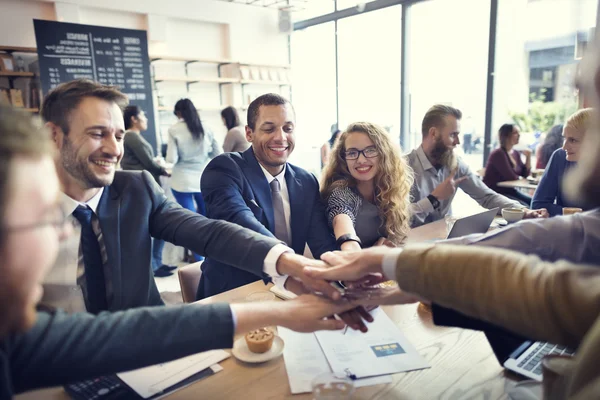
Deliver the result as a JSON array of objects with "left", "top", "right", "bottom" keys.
[{"left": 320, "top": 122, "right": 413, "bottom": 245}]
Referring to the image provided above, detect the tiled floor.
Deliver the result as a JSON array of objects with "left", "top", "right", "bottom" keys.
[
  {"left": 154, "top": 241, "right": 190, "bottom": 294},
  {"left": 154, "top": 267, "right": 184, "bottom": 293}
]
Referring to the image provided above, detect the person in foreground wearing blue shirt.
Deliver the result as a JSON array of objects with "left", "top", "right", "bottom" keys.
[{"left": 532, "top": 108, "right": 593, "bottom": 216}]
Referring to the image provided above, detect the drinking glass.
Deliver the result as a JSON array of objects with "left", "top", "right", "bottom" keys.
[
  {"left": 312, "top": 372, "right": 354, "bottom": 400},
  {"left": 245, "top": 291, "right": 276, "bottom": 302}
]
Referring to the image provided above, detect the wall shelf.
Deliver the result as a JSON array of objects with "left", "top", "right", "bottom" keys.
[
  {"left": 157, "top": 104, "right": 247, "bottom": 112},
  {"left": 0, "top": 47, "right": 40, "bottom": 109},
  {"left": 150, "top": 56, "right": 290, "bottom": 69},
  {"left": 238, "top": 62, "right": 291, "bottom": 69},
  {"left": 0, "top": 46, "right": 37, "bottom": 54},
  {"left": 240, "top": 79, "right": 290, "bottom": 86},
  {"left": 154, "top": 76, "right": 239, "bottom": 84},
  {"left": 150, "top": 55, "right": 234, "bottom": 65},
  {"left": 0, "top": 71, "right": 35, "bottom": 78},
  {"left": 149, "top": 54, "right": 291, "bottom": 145}
]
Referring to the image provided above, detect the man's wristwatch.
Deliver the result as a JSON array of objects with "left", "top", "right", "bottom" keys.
[
  {"left": 427, "top": 194, "right": 440, "bottom": 210},
  {"left": 335, "top": 234, "right": 362, "bottom": 250}
]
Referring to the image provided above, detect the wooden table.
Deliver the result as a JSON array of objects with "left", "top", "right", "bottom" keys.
[
  {"left": 497, "top": 179, "right": 538, "bottom": 190},
  {"left": 405, "top": 219, "right": 448, "bottom": 243},
  {"left": 17, "top": 221, "right": 518, "bottom": 400}
]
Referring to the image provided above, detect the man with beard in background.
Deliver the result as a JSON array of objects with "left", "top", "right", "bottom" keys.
[{"left": 407, "top": 104, "right": 548, "bottom": 227}]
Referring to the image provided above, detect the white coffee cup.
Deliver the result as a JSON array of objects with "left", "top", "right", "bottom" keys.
[{"left": 502, "top": 208, "right": 525, "bottom": 223}]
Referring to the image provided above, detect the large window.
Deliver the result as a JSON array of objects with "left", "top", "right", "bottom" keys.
[
  {"left": 493, "top": 0, "right": 598, "bottom": 167},
  {"left": 293, "top": 1, "right": 335, "bottom": 21},
  {"left": 336, "top": 0, "right": 378, "bottom": 11},
  {"left": 337, "top": 5, "right": 401, "bottom": 136},
  {"left": 407, "top": 0, "right": 490, "bottom": 169},
  {"left": 290, "top": 0, "right": 599, "bottom": 172},
  {"left": 290, "top": 22, "right": 337, "bottom": 175}
]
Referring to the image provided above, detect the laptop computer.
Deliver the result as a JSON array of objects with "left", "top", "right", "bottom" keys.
[
  {"left": 503, "top": 341, "right": 575, "bottom": 381},
  {"left": 446, "top": 207, "right": 499, "bottom": 239}
]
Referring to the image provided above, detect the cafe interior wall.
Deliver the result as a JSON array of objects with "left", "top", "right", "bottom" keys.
[{"left": 0, "top": 0, "right": 290, "bottom": 149}]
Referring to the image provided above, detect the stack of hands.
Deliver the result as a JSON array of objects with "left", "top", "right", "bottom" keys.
[{"left": 274, "top": 249, "right": 421, "bottom": 333}]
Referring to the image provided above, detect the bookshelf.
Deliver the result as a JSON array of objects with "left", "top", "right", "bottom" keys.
[
  {"left": 150, "top": 55, "right": 292, "bottom": 113},
  {"left": 0, "top": 46, "right": 40, "bottom": 111},
  {"left": 0, "top": 46, "right": 37, "bottom": 54},
  {"left": 0, "top": 71, "right": 35, "bottom": 78}
]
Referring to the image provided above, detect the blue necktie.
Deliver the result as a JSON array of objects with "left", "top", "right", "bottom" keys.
[{"left": 72, "top": 205, "right": 108, "bottom": 313}]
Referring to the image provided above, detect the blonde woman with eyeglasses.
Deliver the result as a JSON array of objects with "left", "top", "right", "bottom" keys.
[{"left": 320, "top": 122, "right": 413, "bottom": 251}]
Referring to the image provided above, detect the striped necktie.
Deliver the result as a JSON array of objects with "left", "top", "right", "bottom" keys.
[
  {"left": 269, "top": 179, "right": 291, "bottom": 246},
  {"left": 72, "top": 205, "right": 108, "bottom": 313}
]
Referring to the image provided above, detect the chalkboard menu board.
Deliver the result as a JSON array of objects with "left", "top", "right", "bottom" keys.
[{"left": 33, "top": 19, "right": 157, "bottom": 150}]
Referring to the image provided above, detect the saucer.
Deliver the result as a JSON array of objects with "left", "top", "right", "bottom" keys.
[{"left": 232, "top": 336, "right": 284, "bottom": 363}]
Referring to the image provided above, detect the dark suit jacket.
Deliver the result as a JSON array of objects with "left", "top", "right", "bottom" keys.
[
  {"left": 87, "top": 170, "right": 279, "bottom": 311},
  {"left": 197, "top": 148, "right": 336, "bottom": 299},
  {"left": 0, "top": 304, "right": 233, "bottom": 399}
]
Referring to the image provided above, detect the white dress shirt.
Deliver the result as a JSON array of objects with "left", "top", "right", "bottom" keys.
[
  {"left": 42, "top": 188, "right": 106, "bottom": 313},
  {"left": 45, "top": 179, "right": 292, "bottom": 315}
]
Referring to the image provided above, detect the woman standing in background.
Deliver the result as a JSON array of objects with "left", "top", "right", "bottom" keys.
[
  {"left": 167, "top": 99, "right": 223, "bottom": 261},
  {"left": 121, "top": 105, "right": 175, "bottom": 277},
  {"left": 221, "top": 106, "right": 249, "bottom": 152}
]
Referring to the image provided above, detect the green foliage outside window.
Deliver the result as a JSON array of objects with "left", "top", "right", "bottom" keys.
[{"left": 509, "top": 90, "right": 578, "bottom": 133}]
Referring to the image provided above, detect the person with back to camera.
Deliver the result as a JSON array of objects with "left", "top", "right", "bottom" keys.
[{"left": 167, "top": 99, "right": 223, "bottom": 261}]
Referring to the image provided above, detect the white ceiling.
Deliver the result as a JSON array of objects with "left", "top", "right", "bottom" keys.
[{"left": 215, "top": 0, "right": 310, "bottom": 11}]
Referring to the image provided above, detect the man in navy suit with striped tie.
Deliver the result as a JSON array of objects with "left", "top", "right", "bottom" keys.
[{"left": 197, "top": 94, "right": 369, "bottom": 327}]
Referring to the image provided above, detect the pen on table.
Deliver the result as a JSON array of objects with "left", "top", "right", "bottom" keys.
[{"left": 343, "top": 325, "right": 348, "bottom": 335}]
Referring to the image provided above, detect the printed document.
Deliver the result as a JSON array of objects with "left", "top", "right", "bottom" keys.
[
  {"left": 117, "top": 349, "right": 229, "bottom": 398},
  {"left": 314, "top": 308, "right": 429, "bottom": 378},
  {"left": 279, "top": 327, "right": 392, "bottom": 394}
]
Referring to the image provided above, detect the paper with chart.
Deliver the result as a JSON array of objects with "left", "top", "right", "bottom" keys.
[
  {"left": 117, "top": 349, "right": 229, "bottom": 398},
  {"left": 314, "top": 308, "right": 430, "bottom": 379},
  {"left": 278, "top": 327, "right": 392, "bottom": 394}
]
